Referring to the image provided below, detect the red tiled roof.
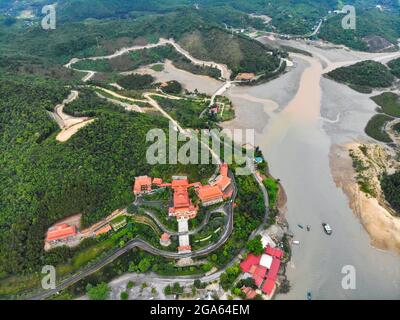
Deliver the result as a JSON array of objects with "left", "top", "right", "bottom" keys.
[
  {"left": 220, "top": 163, "right": 228, "bottom": 177},
  {"left": 197, "top": 185, "right": 223, "bottom": 202},
  {"left": 152, "top": 178, "right": 163, "bottom": 185},
  {"left": 262, "top": 278, "right": 276, "bottom": 296},
  {"left": 173, "top": 187, "right": 191, "bottom": 208},
  {"left": 161, "top": 233, "right": 170, "bottom": 241},
  {"left": 240, "top": 254, "right": 261, "bottom": 273},
  {"left": 46, "top": 224, "right": 77, "bottom": 242},
  {"left": 265, "top": 245, "right": 284, "bottom": 259},
  {"left": 171, "top": 179, "right": 189, "bottom": 189},
  {"left": 266, "top": 257, "right": 281, "bottom": 282},
  {"left": 133, "top": 176, "right": 152, "bottom": 194},
  {"left": 95, "top": 224, "right": 111, "bottom": 236},
  {"left": 254, "top": 275, "right": 264, "bottom": 287},
  {"left": 214, "top": 175, "right": 232, "bottom": 191},
  {"left": 178, "top": 245, "right": 191, "bottom": 251},
  {"left": 242, "top": 287, "right": 257, "bottom": 300},
  {"left": 250, "top": 265, "right": 267, "bottom": 279}
]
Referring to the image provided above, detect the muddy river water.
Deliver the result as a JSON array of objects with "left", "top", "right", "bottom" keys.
[
  {"left": 145, "top": 43, "right": 400, "bottom": 299},
  {"left": 225, "top": 48, "right": 400, "bottom": 299}
]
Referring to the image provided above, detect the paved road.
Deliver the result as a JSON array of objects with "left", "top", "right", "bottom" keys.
[
  {"left": 28, "top": 170, "right": 237, "bottom": 300},
  {"left": 28, "top": 40, "right": 270, "bottom": 300},
  {"left": 141, "top": 208, "right": 225, "bottom": 236}
]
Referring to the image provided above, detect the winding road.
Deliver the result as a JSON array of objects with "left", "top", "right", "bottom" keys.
[{"left": 29, "top": 37, "right": 273, "bottom": 300}]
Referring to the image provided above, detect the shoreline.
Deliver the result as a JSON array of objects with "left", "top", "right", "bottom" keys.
[{"left": 329, "top": 142, "right": 400, "bottom": 254}]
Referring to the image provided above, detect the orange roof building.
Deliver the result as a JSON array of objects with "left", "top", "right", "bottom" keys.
[
  {"left": 94, "top": 224, "right": 112, "bottom": 236},
  {"left": 169, "top": 186, "right": 198, "bottom": 219},
  {"left": 152, "top": 178, "right": 163, "bottom": 186},
  {"left": 178, "top": 245, "right": 192, "bottom": 252},
  {"left": 46, "top": 224, "right": 77, "bottom": 242},
  {"left": 220, "top": 163, "right": 229, "bottom": 176},
  {"left": 160, "top": 232, "right": 171, "bottom": 246},
  {"left": 171, "top": 178, "right": 189, "bottom": 188},
  {"left": 212, "top": 163, "right": 232, "bottom": 192},
  {"left": 133, "top": 176, "right": 152, "bottom": 195},
  {"left": 242, "top": 287, "right": 258, "bottom": 300},
  {"left": 197, "top": 185, "right": 224, "bottom": 206},
  {"left": 214, "top": 175, "right": 232, "bottom": 192}
]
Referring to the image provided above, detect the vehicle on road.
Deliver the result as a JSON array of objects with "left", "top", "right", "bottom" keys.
[{"left": 322, "top": 223, "right": 332, "bottom": 235}]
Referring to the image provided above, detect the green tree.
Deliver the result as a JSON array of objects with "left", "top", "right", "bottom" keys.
[
  {"left": 120, "top": 291, "right": 129, "bottom": 300},
  {"left": 86, "top": 282, "right": 110, "bottom": 300},
  {"left": 138, "top": 258, "right": 151, "bottom": 273},
  {"left": 246, "top": 236, "right": 264, "bottom": 255}
]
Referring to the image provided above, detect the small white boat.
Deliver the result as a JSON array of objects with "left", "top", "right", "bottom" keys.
[{"left": 292, "top": 240, "right": 300, "bottom": 245}]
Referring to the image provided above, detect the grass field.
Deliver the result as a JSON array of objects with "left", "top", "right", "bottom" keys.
[
  {"left": 151, "top": 64, "right": 164, "bottom": 72},
  {"left": 371, "top": 92, "right": 400, "bottom": 118},
  {"left": 365, "top": 114, "right": 394, "bottom": 143},
  {"left": 263, "top": 177, "right": 279, "bottom": 208}
]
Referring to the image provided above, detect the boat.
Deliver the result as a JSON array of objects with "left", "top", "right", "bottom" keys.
[{"left": 307, "top": 291, "right": 312, "bottom": 300}]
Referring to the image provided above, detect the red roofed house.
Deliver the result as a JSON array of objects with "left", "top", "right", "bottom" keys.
[
  {"left": 197, "top": 185, "right": 224, "bottom": 206},
  {"left": 240, "top": 253, "right": 261, "bottom": 273},
  {"left": 262, "top": 279, "right": 276, "bottom": 296},
  {"left": 152, "top": 178, "right": 163, "bottom": 186},
  {"left": 241, "top": 287, "right": 257, "bottom": 300},
  {"left": 212, "top": 163, "right": 232, "bottom": 192},
  {"left": 240, "top": 246, "right": 284, "bottom": 298},
  {"left": 160, "top": 232, "right": 171, "bottom": 246},
  {"left": 46, "top": 224, "right": 77, "bottom": 244},
  {"left": 94, "top": 224, "right": 111, "bottom": 236},
  {"left": 133, "top": 176, "right": 152, "bottom": 195},
  {"left": 220, "top": 163, "right": 229, "bottom": 177},
  {"left": 265, "top": 245, "right": 284, "bottom": 259},
  {"left": 267, "top": 257, "right": 281, "bottom": 283},
  {"left": 169, "top": 186, "right": 198, "bottom": 219},
  {"left": 249, "top": 265, "right": 267, "bottom": 287}
]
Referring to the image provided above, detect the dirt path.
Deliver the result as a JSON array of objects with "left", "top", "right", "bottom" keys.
[
  {"left": 48, "top": 90, "right": 95, "bottom": 142},
  {"left": 65, "top": 38, "right": 232, "bottom": 81}
]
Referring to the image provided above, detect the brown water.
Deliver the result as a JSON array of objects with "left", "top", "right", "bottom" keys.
[{"left": 225, "top": 53, "right": 400, "bottom": 300}]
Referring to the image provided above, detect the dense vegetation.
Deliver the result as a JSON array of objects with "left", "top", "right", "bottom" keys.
[
  {"left": 371, "top": 92, "right": 400, "bottom": 118},
  {"left": 73, "top": 44, "right": 222, "bottom": 79},
  {"left": 161, "top": 80, "right": 182, "bottom": 94},
  {"left": 153, "top": 96, "right": 210, "bottom": 128},
  {"left": 0, "top": 75, "right": 214, "bottom": 276},
  {"left": 327, "top": 61, "right": 395, "bottom": 90},
  {"left": 179, "top": 27, "right": 281, "bottom": 78},
  {"left": 64, "top": 88, "right": 125, "bottom": 116},
  {"left": 388, "top": 58, "right": 400, "bottom": 78},
  {"left": 381, "top": 171, "right": 400, "bottom": 215},
  {"left": 117, "top": 74, "right": 155, "bottom": 91},
  {"left": 320, "top": 6, "right": 400, "bottom": 51},
  {"left": 364, "top": 114, "right": 394, "bottom": 143},
  {"left": 264, "top": 0, "right": 336, "bottom": 35}
]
